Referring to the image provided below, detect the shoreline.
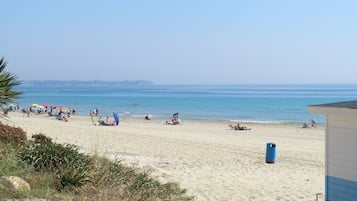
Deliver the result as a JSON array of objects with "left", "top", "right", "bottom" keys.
[{"left": 5, "top": 111, "right": 325, "bottom": 201}]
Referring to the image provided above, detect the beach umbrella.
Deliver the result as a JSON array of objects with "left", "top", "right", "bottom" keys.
[
  {"left": 31, "top": 103, "right": 39, "bottom": 107},
  {"left": 7, "top": 103, "right": 15, "bottom": 107},
  {"left": 61, "top": 107, "right": 69, "bottom": 111},
  {"left": 42, "top": 103, "right": 50, "bottom": 108},
  {"left": 52, "top": 106, "right": 61, "bottom": 110},
  {"left": 37, "top": 105, "right": 45, "bottom": 109}
]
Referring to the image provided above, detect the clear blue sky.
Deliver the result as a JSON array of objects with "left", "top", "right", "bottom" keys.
[{"left": 1, "top": 0, "right": 356, "bottom": 84}]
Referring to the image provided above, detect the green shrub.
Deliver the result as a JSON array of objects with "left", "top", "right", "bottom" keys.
[
  {"left": 0, "top": 123, "right": 27, "bottom": 145},
  {"left": 18, "top": 135, "right": 92, "bottom": 191}
]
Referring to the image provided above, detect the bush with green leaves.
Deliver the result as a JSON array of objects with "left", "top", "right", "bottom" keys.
[
  {"left": 0, "top": 123, "right": 27, "bottom": 145},
  {"left": 18, "top": 134, "right": 92, "bottom": 191}
]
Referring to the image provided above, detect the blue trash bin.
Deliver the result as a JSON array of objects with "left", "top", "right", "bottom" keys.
[{"left": 266, "top": 142, "right": 276, "bottom": 163}]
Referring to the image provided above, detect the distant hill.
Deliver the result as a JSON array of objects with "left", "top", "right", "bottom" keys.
[{"left": 21, "top": 80, "right": 154, "bottom": 86}]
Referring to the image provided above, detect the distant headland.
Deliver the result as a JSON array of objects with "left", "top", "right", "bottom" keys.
[{"left": 21, "top": 80, "right": 154, "bottom": 86}]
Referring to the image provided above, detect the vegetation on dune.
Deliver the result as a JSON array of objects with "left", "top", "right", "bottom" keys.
[{"left": 0, "top": 124, "right": 194, "bottom": 201}]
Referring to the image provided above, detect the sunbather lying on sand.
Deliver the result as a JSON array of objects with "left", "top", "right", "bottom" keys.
[
  {"left": 229, "top": 123, "right": 251, "bottom": 131},
  {"left": 166, "top": 118, "right": 181, "bottom": 125},
  {"left": 98, "top": 116, "right": 116, "bottom": 126}
]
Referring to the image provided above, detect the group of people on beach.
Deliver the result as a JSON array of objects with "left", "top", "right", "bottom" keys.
[
  {"left": 229, "top": 123, "right": 251, "bottom": 131},
  {"left": 303, "top": 119, "right": 317, "bottom": 128},
  {"left": 2, "top": 103, "right": 76, "bottom": 122},
  {"left": 89, "top": 108, "right": 119, "bottom": 126},
  {"left": 56, "top": 110, "right": 70, "bottom": 122},
  {"left": 228, "top": 119, "right": 317, "bottom": 131},
  {"left": 45, "top": 106, "right": 74, "bottom": 122}
]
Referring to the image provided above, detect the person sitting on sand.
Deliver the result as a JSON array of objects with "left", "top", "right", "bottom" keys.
[
  {"left": 62, "top": 114, "right": 69, "bottom": 122},
  {"left": 302, "top": 119, "right": 317, "bottom": 128},
  {"left": 145, "top": 113, "right": 152, "bottom": 120},
  {"left": 302, "top": 122, "right": 310, "bottom": 128},
  {"left": 57, "top": 111, "right": 68, "bottom": 122},
  {"left": 22, "top": 108, "right": 30, "bottom": 117},
  {"left": 166, "top": 112, "right": 181, "bottom": 125}
]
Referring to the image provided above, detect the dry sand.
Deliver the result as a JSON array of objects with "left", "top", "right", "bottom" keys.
[{"left": 6, "top": 112, "right": 325, "bottom": 201}]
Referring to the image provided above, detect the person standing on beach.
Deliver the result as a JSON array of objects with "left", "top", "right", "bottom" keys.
[
  {"left": 311, "top": 119, "right": 317, "bottom": 128},
  {"left": 90, "top": 109, "right": 97, "bottom": 125}
]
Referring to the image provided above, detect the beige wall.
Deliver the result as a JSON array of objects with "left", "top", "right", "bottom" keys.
[{"left": 326, "top": 115, "right": 357, "bottom": 181}]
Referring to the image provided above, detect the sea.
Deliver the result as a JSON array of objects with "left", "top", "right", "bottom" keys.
[{"left": 12, "top": 83, "right": 357, "bottom": 125}]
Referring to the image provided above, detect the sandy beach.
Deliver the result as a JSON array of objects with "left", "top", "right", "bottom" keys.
[{"left": 6, "top": 112, "right": 325, "bottom": 201}]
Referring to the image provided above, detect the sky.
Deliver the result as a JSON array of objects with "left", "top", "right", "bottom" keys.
[{"left": 1, "top": 0, "right": 357, "bottom": 84}]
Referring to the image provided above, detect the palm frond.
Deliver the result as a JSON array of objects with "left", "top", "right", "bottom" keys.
[{"left": 0, "top": 57, "right": 22, "bottom": 118}]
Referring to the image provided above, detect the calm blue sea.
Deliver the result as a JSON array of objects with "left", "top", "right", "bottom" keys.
[{"left": 13, "top": 83, "right": 357, "bottom": 124}]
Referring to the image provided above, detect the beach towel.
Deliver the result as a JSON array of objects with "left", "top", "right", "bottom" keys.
[{"left": 113, "top": 112, "right": 119, "bottom": 125}]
